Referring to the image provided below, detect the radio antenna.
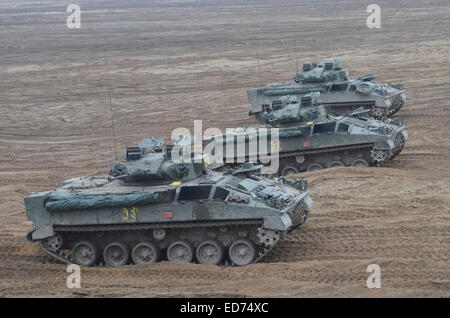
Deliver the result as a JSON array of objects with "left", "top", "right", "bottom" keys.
[
  {"left": 254, "top": 41, "right": 263, "bottom": 86},
  {"left": 292, "top": 25, "right": 299, "bottom": 73},
  {"left": 104, "top": 56, "right": 119, "bottom": 161}
]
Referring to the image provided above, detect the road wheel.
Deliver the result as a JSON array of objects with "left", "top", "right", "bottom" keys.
[
  {"left": 228, "top": 239, "right": 256, "bottom": 266},
  {"left": 103, "top": 242, "right": 129, "bottom": 267},
  {"left": 131, "top": 242, "right": 160, "bottom": 265},
  {"left": 72, "top": 241, "right": 98, "bottom": 267},
  {"left": 306, "top": 163, "right": 323, "bottom": 171},
  {"left": 167, "top": 241, "right": 194, "bottom": 264},
  {"left": 327, "top": 161, "right": 344, "bottom": 168},
  {"left": 280, "top": 165, "right": 299, "bottom": 177},
  {"left": 351, "top": 159, "right": 369, "bottom": 167},
  {"left": 196, "top": 240, "right": 224, "bottom": 265}
]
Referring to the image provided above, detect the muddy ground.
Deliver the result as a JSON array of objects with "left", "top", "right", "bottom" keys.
[{"left": 0, "top": 0, "right": 449, "bottom": 297}]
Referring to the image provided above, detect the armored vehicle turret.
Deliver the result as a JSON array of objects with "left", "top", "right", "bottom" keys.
[
  {"left": 25, "top": 139, "right": 313, "bottom": 267},
  {"left": 248, "top": 59, "right": 406, "bottom": 119},
  {"left": 203, "top": 92, "right": 407, "bottom": 176},
  {"left": 261, "top": 92, "right": 328, "bottom": 126}
]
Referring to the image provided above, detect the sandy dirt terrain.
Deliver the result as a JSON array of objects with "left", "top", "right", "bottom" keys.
[{"left": 0, "top": 0, "right": 449, "bottom": 297}]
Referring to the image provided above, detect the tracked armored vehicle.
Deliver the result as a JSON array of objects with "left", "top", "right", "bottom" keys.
[
  {"left": 248, "top": 59, "right": 406, "bottom": 119},
  {"left": 203, "top": 93, "right": 407, "bottom": 176},
  {"left": 25, "top": 139, "right": 312, "bottom": 267}
]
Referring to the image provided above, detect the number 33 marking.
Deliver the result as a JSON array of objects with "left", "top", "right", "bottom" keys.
[{"left": 123, "top": 207, "right": 137, "bottom": 221}]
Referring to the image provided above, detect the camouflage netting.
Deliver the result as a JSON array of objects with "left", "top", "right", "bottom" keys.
[
  {"left": 264, "top": 87, "right": 326, "bottom": 96},
  {"left": 279, "top": 130, "right": 303, "bottom": 138},
  {"left": 45, "top": 192, "right": 160, "bottom": 212}
]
